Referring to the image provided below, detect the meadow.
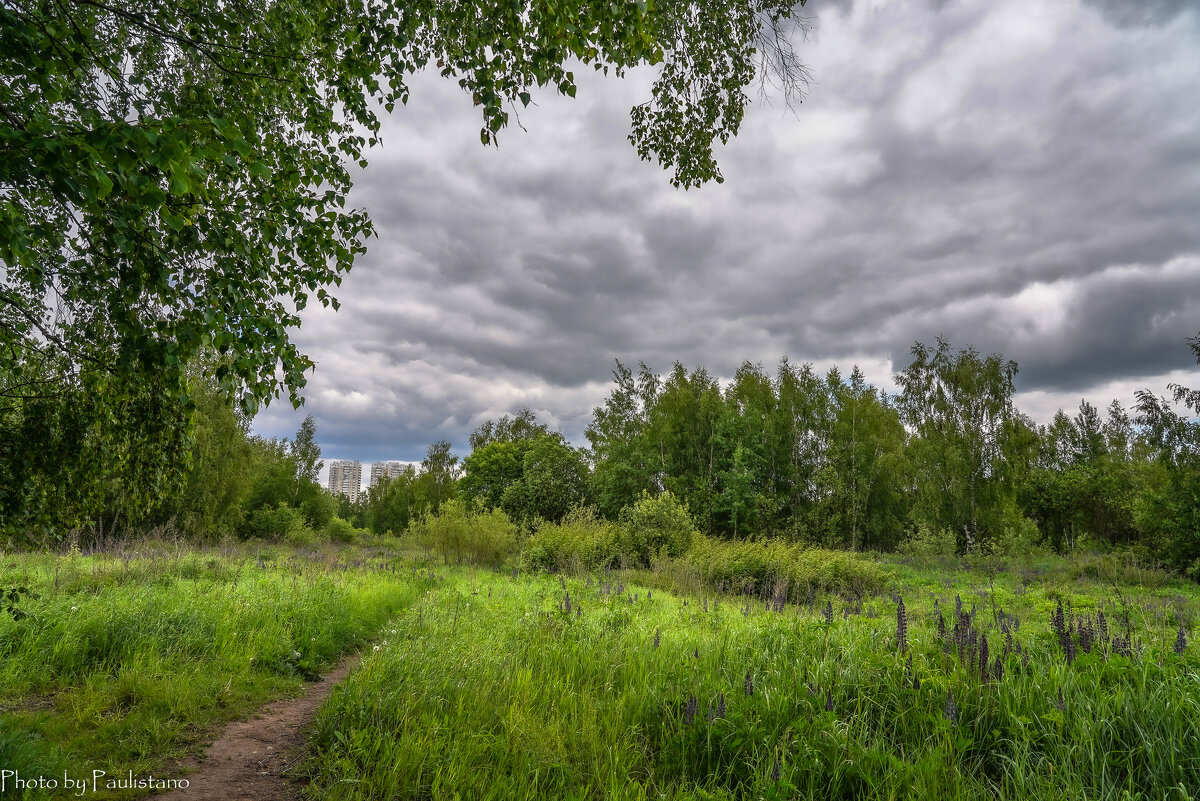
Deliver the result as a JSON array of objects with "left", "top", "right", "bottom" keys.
[
  {"left": 1, "top": 538, "right": 1198, "bottom": 800},
  {"left": 0, "top": 541, "right": 424, "bottom": 800}
]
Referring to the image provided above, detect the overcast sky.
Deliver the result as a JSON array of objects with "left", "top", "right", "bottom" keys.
[{"left": 252, "top": 0, "right": 1200, "bottom": 475}]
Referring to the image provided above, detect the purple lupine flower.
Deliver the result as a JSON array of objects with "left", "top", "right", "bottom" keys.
[
  {"left": 744, "top": 670, "right": 754, "bottom": 697},
  {"left": 944, "top": 691, "right": 957, "bottom": 725},
  {"left": 684, "top": 694, "right": 698, "bottom": 725},
  {"left": 1175, "top": 624, "right": 1188, "bottom": 655},
  {"left": 896, "top": 596, "right": 909, "bottom": 653}
]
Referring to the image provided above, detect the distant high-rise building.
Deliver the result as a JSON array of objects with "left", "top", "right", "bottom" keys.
[
  {"left": 328, "top": 460, "right": 362, "bottom": 502},
  {"left": 370, "top": 461, "right": 406, "bottom": 486}
]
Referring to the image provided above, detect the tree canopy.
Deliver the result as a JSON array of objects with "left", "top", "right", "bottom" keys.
[{"left": 0, "top": 0, "right": 809, "bottom": 539}]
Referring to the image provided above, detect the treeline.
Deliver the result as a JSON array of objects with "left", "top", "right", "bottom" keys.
[
  {"left": 352, "top": 338, "right": 1200, "bottom": 577},
  {"left": 10, "top": 339, "right": 1200, "bottom": 580}
]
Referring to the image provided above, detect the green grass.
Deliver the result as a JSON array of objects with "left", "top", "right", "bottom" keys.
[
  {"left": 3, "top": 539, "right": 1198, "bottom": 801},
  {"left": 303, "top": 557, "right": 1200, "bottom": 801},
  {"left": 0, "top": 541, "right": 427, "bottom": 800}
]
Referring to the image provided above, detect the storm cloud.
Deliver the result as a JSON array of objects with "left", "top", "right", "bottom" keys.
[{"left": 252, "top": 0, "right": 1200, "bottom": 468}]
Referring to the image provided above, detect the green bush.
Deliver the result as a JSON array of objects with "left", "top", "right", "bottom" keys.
[
  {"left": 245, "top": 503, "right": 313, "bottom": 543},
  {"left": 616, "top": 491, "right": 695, "bottom": 567},
  {"left": 897, "top": 523, "right": 957, "bottom": 559},
  {"left": 301, "top": 490, "right": 339, "bottom": 530},
  {"left": 326, "top": 516, "right": 358, "bottom": 543},
  {"left": 522, "top": 506, "right": 622, "bottom": 572},
  {"left": 681, "top": 535, "right": 890, "bottom": 599},
  {"left": 411, "top": 500, "right": 517, "bottom": 567}
]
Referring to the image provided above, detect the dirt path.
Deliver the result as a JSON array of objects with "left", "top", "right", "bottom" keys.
[{"left": 155, "top": 655, "right": 358, "bottom": 801}]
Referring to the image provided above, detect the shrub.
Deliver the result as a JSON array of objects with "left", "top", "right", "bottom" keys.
[
  {"left": 681, "top": 535, "right": 890, "bottom": 599},
  {"left": 326, "top": 516, "right": 358, "bottom": 543},
  {"left": 897, "top": 523, "right": 957, "bottom": 559},
  {"left": 301, "top": 490, "right": 339, "bottom": 530},
  {"left": 245, "top": 503, "right": 313, "bottom": 543},
  {"left": 616, "top": 491, "right": 696, "bottom": 567},
  {"left": 522, "top": 506, "right": 622, "bottom": 572},
  {"left": 411, "top": 500, "right": 517, "bottom": 567}
]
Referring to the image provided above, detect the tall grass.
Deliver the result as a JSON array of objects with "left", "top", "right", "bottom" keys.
[
  {"left": 0, "top": 542, "right": 427, "bottom": 800},
  {"left": 304, "top": 567, "right": 1199, "bottom": 801}
]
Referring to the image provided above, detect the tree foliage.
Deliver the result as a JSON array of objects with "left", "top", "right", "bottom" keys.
[{"left": 0, "top": 0, "right": 811, "bottom": 540}]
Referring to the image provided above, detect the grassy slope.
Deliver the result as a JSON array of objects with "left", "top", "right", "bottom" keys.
[
  {"left": 0, "top": 542, "right": 425, "bottom": 801},
  {"left": 304, "top": 553, "right": 1200, "bottom": 801}
]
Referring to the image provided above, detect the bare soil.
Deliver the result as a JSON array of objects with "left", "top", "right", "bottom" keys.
[{"left": 154, "top": 655, "right": 358, "bottom": 800}]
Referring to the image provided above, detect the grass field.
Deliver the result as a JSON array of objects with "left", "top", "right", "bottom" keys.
[
  {"left": 303, "top": 553, "right": 1200, "bottom": 801},
  {"left": 1, "top": 540, "right": 1198, "bottom": 800},
  {"left": 0, "top": 541, "right": 424, "bottom": 800}
]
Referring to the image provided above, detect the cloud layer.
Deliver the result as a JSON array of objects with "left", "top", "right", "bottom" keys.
[{"left": 252, "top": 0, "right": 1200, "bottom": 466}]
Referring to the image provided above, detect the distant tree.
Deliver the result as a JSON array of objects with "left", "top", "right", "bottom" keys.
[
  {"left": 500, "top": 437, "right": 591, "bottom": 524},
  {"left": 818, "top": 366, "right": 909, "bottom": 551},
  {"left": 468, "top": 408, "right": 550, "bottom": 451},
  {"left": 419, "top": 440, "right": 460, "bottom": 515},
  {"left": 587, "top": 361, "right": 662, "bottom": 518},
  {"left": 1133, "top": 345, "right": 1200, "bottom": 576},
  {"left": 364, "top": 466, "right": 420, "bottom": 534},
  {"left": 291, "top": 415, "right": 323, "bottom": 485},
  {"left": 897, "top": 338, "right": 1028, "bottom": 553}
]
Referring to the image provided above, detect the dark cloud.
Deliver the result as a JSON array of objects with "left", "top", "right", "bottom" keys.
[
  {"left": 1081, "top": 0, "right": 1198, "bottom": 28},
  {"left": 252, "top": 0, "right": 1200, "bottom": 468}
]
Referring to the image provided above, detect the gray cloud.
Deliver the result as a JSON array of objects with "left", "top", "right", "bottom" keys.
[
  {"left": 1081, "top": 0, "right": 1198, "bottom": 28},
  {"left": 253, "top": 0, "right": 1200, "bottom": 464}
]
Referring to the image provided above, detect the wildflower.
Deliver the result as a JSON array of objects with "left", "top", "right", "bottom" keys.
[
  {"left": 694, "top": 647, "right": 699, "bottom": 659},
  {"left": 824, "top": 600, "right": 834, "bottom": 625},
  {"left": 1175, "top": 624, "right": 1188, "bottom": 655},
  {"left": 684, "top": 694, "right": 698, "bottom": 725},
  {"left": 715, "top": 693, "right": 726, "bottom": 719},
  {"left": 980, "top": 634, "right": 989, "bottom": 682},
  {"left": 824, "top": 692, "right": 834, "bottom": 713},
  {"left": 647, "top": 591, "right": 652, "bottom": 600},
  {"left": 944, "top": 691, "right": 958, "bottom": 725},
  {"left": 653, "top": 628, "right": 661, "bottom": 648},
  {"left": 912, "top": 672, "right": 920, "bottom": 691},
  {"left": 1056, "top": 687, "right": 1065, "bottom": 713},
  {"left": 993, "top": 655, "right": 1003, "bottom": 683},
  {"left": 564, "top": 592, "right": 572, "bottom": 615},
  {"left": 70, "top": 606, "right": 78, "bottom": 612},
  {"left": 1052, "top": 599, "right": 1065, "bottom": 638},
  {"left": 896, "top": 596, "right": 909, "bottom": 653},
  {"left": 771, "top": 757, "right": 781, "bottom": 783},
  {"left": 936, "top": 611, "right": 946, "bottom": 642},
  {"left": 373, "top": 645, "right": 380, "bottom": 652},
  {"left": 744, "top": 670, "right": 754, "bottom": 697}
]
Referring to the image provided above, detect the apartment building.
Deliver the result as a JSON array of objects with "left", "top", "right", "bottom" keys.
[
  {"left": 370, "top": 461, "right": 407, "bottom": 486},
  {"left": 327, "top": 460, "right": 363, "bottom": 502}
]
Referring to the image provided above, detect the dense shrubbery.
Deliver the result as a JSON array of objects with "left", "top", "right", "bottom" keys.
[
  {"left": 522, "top": 507, "right": 622, "bottom": 572},
  {"left": 411, "top": 500, "right": 517, "bottom": 568},
  {"left": 681, "top": 535, "right": 891, "bottom": 599}
]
